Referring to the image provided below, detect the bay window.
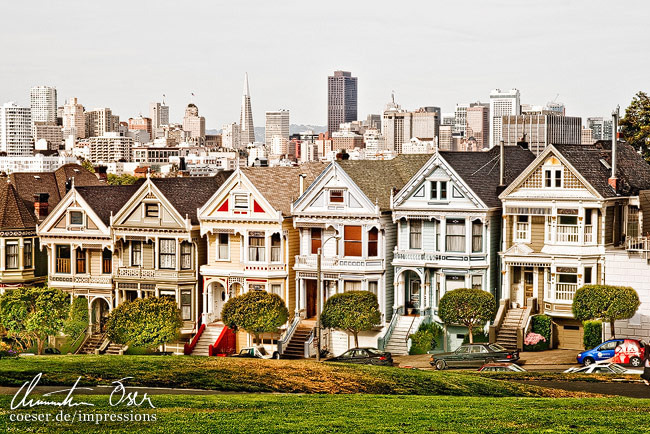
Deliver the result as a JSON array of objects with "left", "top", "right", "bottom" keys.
[
  {"left": 557, "top": 215, "right": 579, "bottom": 243},
  {"left": 5, "top": 241, "right": 18, "bottom": 269},
  {"left": 368, "top": 227, "right": 378, "bottom": 257},
  {"left": 343, "top": 226, "right": 362, "bottom": 257},
  {"left": 310, "top": 228, "right": 322, "bottom": 254},
  {"left": 56, "top": 245, "right": 71, "bottom": 273},
  {"left": 76, "top": 248, "right": 86, "bottom": 274},
  {"left": 216, "top": 233, "right": 229, "bottom": 260},
  {"left": 180, "top": 241, "right": 192, "bottom": 269},
  {"left": 131, "top": 241, "right": 142, "bottom": 266},
  {"left": 514, "top": 215, "right": 530, "bottom": 242},
  {"left": 248, "top": 233, "right": 265, "bottom": 262},
  {"left": 159, "top": 239, "right": 176, "bottom": 269},
  {"left": 180, "top": 290, "right": 192, "bottom": 321},
  {"left": 271, "top": 233, "right": 281, "bottom": 262},
  {"left": 409, "top": 221, "right": 422, "bottom": 249},
  {"left": 23, "top": 239, "right": 32, "bottom": 268},
  {"left": 445, "top": 219, "right": 465, "bottom": 252},
  {"left": 472, "top": 221, "right": 483, "bottom": 252}
]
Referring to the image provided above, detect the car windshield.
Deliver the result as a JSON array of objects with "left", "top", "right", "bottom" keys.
[{"left": 488, "top": 344, "right": 507, "bottom": 352}]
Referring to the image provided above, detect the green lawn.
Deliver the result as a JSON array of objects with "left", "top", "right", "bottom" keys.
[
  {"left": 0, "top": 355, "right": 558, "bottom": 397},
  {"left": 1, "top": 394, "right": 648, "bottom": 433}
]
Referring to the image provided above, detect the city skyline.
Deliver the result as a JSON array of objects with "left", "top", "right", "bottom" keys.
[{"left": 0, "top": 1, "right": 648, "bottom": 128}]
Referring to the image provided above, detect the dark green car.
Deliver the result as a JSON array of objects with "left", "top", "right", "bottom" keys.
[{"left": 430, "top": 343, "right": 519, "bottom": 370}]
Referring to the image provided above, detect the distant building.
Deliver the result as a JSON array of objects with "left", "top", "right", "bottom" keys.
[
  {"left": 63, "top": 97, "right": 86, "bottom": 139},
  {"left": 149, "top": 101, "right": 169, "bottom": 128},
  {"left": 270, "top": 136, "right": 288, "bottom": 157},
  {"left": 489, "top": 88, "right": 520, "bottom": 147},
  {"left": 331, "top": 130, "right": 364, "bottom": 152},
  {"left": 205, "top": 134, "right": 222, "bottom": 148},
  {"left": 88, "top": 133, "right": 133, "bottom": 163},
  {"left": 0, "top": 153, "right": 78, "bottom": 174},
  {"left": 265, "top": 110, "right": 290, "bottom": 146},
  {"left": 586, "top": 117, "right": 613, "bottom": 141},
  {"left": 363, "top": 128, "right": 385, "bottom": 155},
  {"left": 327, "top": 70, "right": 357, "bottom": 134},
  {"left": 32, "top": 122, "right": 63, "bottom": 150},
  {"left": 222, "top": 122, "right": 241, "bottom": 149},
  {"left": 454, "top": 104, "right": 469, "bottom": 136},
  {"left": 466, "top": 105, "right": 490, "bottom": 149},
  {"left": 501, "top": 114, "right": 582, "bottom": 155},
  {"left": 382, "top": 97, "right": 439, "bottom": 153},
  {"left": 1, "top": 102, "right": 32, "bottom": 156},
  {"left": 315, "top": 133, "right": 333, "bottom": 157},
  {"left": 581, "top": 127, "right": 594, "bottom": 145},
  {"left": 30, "top": 86, "right": 57, "bottom": 124},
  {"left": 85, "top": 108, "right": 119, "bottom": 138},
  {"left": 402, "top": 137, "right": 435, "bottom": 154},
  {"left": 128, "top": 116, "right": 153, "bottom": 137},
  {"left": 240, "top": 73, "right": 255, "bottom": 145},
  {"left": 182, "top": 104, "right": 205, "bottom": 143},
  {"left": 438, "top": 125, "right": 453, "bottom": 150}
]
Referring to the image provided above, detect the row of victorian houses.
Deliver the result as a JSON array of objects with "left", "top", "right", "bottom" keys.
[{"left": 2, "top": 138, "right": 650, "bottom": 356}]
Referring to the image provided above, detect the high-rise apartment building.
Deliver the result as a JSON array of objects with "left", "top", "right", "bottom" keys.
[
  {"left": 240, "top": 73, "right": 255, "bottom": 145},
  {"left": 501, "top": 114, "right": 582, "bottom": 155},
  {"left": 33, "top": 123, "right": 63, "bottom": 150},
  {"left": 30, "top": 86, "right": 57, "bottom": 124},
  {"left": 85, "top": 108, "right": 119, "bottom": 137},
  {"left": 489, "top": 88, "right": 520, "bottom": 147},
  {"left": 586, "top": 117, "right": 613, "bottom": 141},
  {"left": 382, "top": 98, "right": 440, "bottom": 153},
  {"left": 182, "top": 104, "right": 206, "bottom": 143},
  {"left": 150, "top": 101, "right": 169, "bottom": 128},
  {"left": 265, "top": 110, "right": 290, "bottom": 145},
  {"left": 63, "top": 97, "right": 86, "bottom": 139},
  {"left": 0, "top": 102, "right": 33, "bottom": 156},
  {"left": 327, "top": 70, "right": 358, "bottom": 134},
  {"left": 466, "top": 105, "right": 490, "bottom": 149},
  {"left": 222, "top": 122, "right": 241, "bottom": 149},
  {"left": 581, "top": 127, "right": 595, "bottom": 145},
  {"left": 88, "top": 132, "right": 133, "bottom": 163},
  {"left": 454, "top": 104, "right": 469, "bottom": 136}
]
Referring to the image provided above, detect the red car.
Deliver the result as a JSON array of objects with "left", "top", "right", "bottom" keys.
[{"left": 611, "top": 339, "right": 645, "bottom": 367}]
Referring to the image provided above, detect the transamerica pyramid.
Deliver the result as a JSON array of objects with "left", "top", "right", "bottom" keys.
[{"left": 240, "top": 72, "right": 255, "bottom": 145}]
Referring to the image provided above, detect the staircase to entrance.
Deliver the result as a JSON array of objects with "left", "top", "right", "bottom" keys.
[
  {"left": 77, "top": 333, "right": 125, "bottom": 355},
  {"left": 495, "top": 308, "right": 525, "bottom": 349},
  {"left": 489, "top": 298, "right": 537, "bottom": 350},
  {"left": 191, "top": 323, "right": 225, "bottom": 356},
  {"left": 281, "top": 327, "right": 312, "bottom": 359},
  {"left": 385, "top": 316, "right": 422, "bottom": 355}
]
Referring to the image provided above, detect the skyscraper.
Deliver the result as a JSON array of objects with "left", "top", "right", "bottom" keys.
[
  {"left": 150, "top": 101, "right": 169, "bottom": 129},
  {"left": 0, "top": 102, "right": 33, "bottom": 156},
  {"left": 63, "top": 97, "right": 86, "bottom": 139},
  {"left": 30, "top": 86, "right": 57, "bottom": 123},
  {"left": 182, "top": 103, "right": 206, "bottom": 142},
  {"left": 222, "top": 122, "right": 241, "bottom": 149},
  {"left": 586, "top": 117, "right": 613, "bottom": 141},
  {"left": 240, "top": 73, "right": 255, "bottom": 145},
  {"left": 501, "top": 114, "right": 582, "bottom": 156},
  {"left": 489, "top": 88, "right": 520, "bottom": 147},
  {"left": 85, "top": 108, "right": 119, "bottom": 138},
  {"left": 382, "top": 96, "right": 439, "bottom": 153},
  {"left": 327, "top": 70, "right": 357, "bottom": 134},
  {"left": 466, "top": 105, "right": 490, "bottom": 149},
  {"left": 265, "top": 110, "right": 290, "bottom": 145}
]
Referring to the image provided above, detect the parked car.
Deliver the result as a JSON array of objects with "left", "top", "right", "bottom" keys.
[
  {"left": 478, "top": 363, "right": 526, "bottom": 372},
  {"left": 324, "top": 347, "right": 393, "bottom": 366},
  {"left": 577, "top": 339, "right": 644, "bottom": 367},
  {"left": 44, "top": 347, "right": 61, "bottom": 355},
  {"left": 230, "top": 345, "right": 280, "bottom": 360},
  {"left": 430, "top": 343, "right": 519, "bottom": 370},
  {"left": 564, "top": 361, "right": 642, "bottom": 375}
]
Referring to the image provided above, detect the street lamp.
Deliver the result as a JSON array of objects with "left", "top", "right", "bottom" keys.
[{"left": 316, "top": 231, "right": 341, "bottom": 362}]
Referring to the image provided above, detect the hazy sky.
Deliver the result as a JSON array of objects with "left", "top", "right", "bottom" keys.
[{"left": 1, "top": 0, "right": 648, "bottom": 128}]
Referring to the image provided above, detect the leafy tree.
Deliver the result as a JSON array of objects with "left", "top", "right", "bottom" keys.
[
  {"left": 0, "top": 286, "right": 70, "bottom": 354},
  {"left": 63, "top": 296, "right": 89, "bottom": 338},
  {"left": 620, "top": 91, "right": 650, "bottom": 162},
  {"left": 105, "top": 297, "right": 182, "bottom": 349},
  {"left": 80, "top": 159, "right": 95, "bottom": 173},
  {"left": 320, "top": 291, "right": 381, "bottom": 347},
  {"left": 572, "top": 285, "right": 640, "bottom": 338},
  {"left": 107, "top": 173, "right": 138, "bottom": 185},
  {"left": 221, "top": 291, "right": 289, "bottom": 344},
  {"left": 438, "top": 288, "right": 496, "bottom": 344}
]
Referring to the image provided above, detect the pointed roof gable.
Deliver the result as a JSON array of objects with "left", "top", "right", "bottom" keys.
[
  {"left": 336, "top": 154, "right": 431, "bottom": 210},
  {"left": 75, "top": 183, "right": 144, "bottom": 226},
  {"left": 0, "top": 182, "right": 36, "bottom": 230},
  {"left": 239, "top": 163, "right": 325, "bottom": 215},
  {"left": 436, "top": 146, "right": 536, "bottom": 208}
]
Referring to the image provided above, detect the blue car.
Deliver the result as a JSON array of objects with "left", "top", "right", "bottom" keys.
[{"left": 576, "top": 339, "right": 643, "bottom": 366}]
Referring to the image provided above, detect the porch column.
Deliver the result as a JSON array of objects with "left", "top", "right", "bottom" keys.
[
  {"left": 137, "top": 289, "right": 142, "bottom": 298},
  {"left": 202, "top": 283, "right": 208, "bottom": 322},
  {"left": 0, "top": 241, "right": 5, "bottom": 271},
  {"left": 503, "top": 266, "right": 511, "bottom": 302},
  {"left": 115, "top": 288, "right": 120, "bottom": 306},
  {"left": 299, "top": 278, "right": 306, "bottom": 310},
  {"left": 294, "top": 276, "right": 300, "bottom": 314},
  {"left": 533, "top": 266, "right": 539, "bottom": 305},
  {"left": 176, "top": 238, "right": 181, "bottom": 271}
]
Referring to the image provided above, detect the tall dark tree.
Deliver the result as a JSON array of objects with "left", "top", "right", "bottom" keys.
[{"left": 620, "top": 91, "right": 650, "bottom": 162}]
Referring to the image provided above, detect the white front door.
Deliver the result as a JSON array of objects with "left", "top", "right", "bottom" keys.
[{"left": 212, "top": 283, "right": 227, "bottom": 322}]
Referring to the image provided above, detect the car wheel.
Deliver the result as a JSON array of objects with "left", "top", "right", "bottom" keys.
[
  {"left": 435, "top": 360, "right": 447, "bottom": 370},
  {"left": 630, "top": 356, "right": 642, "bottom": 367},
  {"left": 272, "top": 352, "right": 280, "bottom": 360},
  {"left": 583, "top": 357, "right": 595, "bottom": 367}
]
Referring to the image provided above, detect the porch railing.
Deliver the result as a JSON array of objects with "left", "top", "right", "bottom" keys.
[
  {"left": 184, "top": 323, "right": 205, "bottom": 355},
  {"left": 555, "top": 283, "right": 578, "bottom": 301},
  {"left": 557, "top": 225, "right": 579, "bottom": 243},
  {"left": 56, "top": 258, "right": 70, "bottom": 274},
  {"left": 627, "top": 236, "right": 650, "bottom": 253},
  {"left": 378, "top": 306, "right": 404, "bottom": 351},
  {"left": 584, "top": 225, "right": 593, "bottom": 244},
  {"left": 277, "top": 315, "right": 300, "bottom": 355}
]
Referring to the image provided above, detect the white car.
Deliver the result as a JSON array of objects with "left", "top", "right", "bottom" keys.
[
  {"left": 564, "top": 362, "right": 642, "bottom": 375},
  {"left": 230, "top": 345, "right": 280, "bottom": 359}
]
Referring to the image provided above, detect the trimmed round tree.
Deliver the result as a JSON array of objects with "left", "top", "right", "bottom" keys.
[
  {"left": 320, "top": 291, "right": 381, "bottom": 348},
  {"left": 106, "top": 297, "right": 182, "bottom": 349},
  {"left": 0, "top": 285, "right": 70, "bottom": 354},
  {"left": 221, "top": 290, "right": 289, "bottom": 344},
  {"left": 572, "top": 284, "right": 640, "bottom": 338},
  {"left": 438, "top": 288, "right": 496, "bottom": 344}
]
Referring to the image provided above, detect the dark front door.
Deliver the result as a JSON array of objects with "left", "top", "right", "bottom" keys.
[{"left": 306, "top": 280, "right": 317, "bottom": 318}]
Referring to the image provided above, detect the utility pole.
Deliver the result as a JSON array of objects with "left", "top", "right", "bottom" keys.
[{"left": 316, "top": 247, "right": 322, "bottom": 362}]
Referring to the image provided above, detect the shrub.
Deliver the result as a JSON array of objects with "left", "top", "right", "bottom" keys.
[
  {"left": 524, "top": 332, "right": 546, "bottom": 346},
  {"left": 462, "top": 330, "right": 489, "bottom": 344},
  {"left": 583, "top": 320, "right": 602, "bottom": 350},
  {"left": 222, "top": 290, "right": 289, "bottom": 344},
  {"left": 438, "top": 288, "right": 496, "bottom": 343},
  {"left": 524, "top": 315, "right": 552, "bottom": 351},
  {"left": 572, "top": 285, "right": 640, "bottom": 337},
  {"left": 63, "top": 297, "right": 89, "bottom": 338},
  {"left": 409, "top": 322, "right": 443, "bottom": 355},
  {"left": 0, "top": 342, "right": 18, "bottom": 358},
  {"left": 106, "top": 297, "right": 182, "bottom": 349},
  {"left": 321, "top": 291, "right": 381, "bottom": 347}
]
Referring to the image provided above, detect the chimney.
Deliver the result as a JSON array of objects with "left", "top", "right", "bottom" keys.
[
  {"left": 499, "top": 139, "right": 505, "bottom": 187},
  {"left": 33, "top": 193, "right": 50, "bottom": 220},
  {"left": 517, "top": 132, "right": 529, "bottom": 150},
  {"left": 609, "top": 106, "right": 619, "bottom": 192},
  {"left": 336, "top": 149, "right": 350, "bottom": 161},
  {"left": 299, "top": 173, "right": 306, "bottom": 196},
  {"left": 95, "top": 165, "right": 108, "bottom": 182}
]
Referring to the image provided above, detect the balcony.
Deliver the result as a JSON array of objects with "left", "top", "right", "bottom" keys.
[
  {"left": 554, "top": 283, "right": 578, "bottom": 302},
  {"left": 393, "top": 250, "right": 487, "bottom": 263},
  {"left": 116, "top": 267, "right": 195, "bottom": 281},
  {"left": 49, "top": 274, "right": 112, "bottom": 286},
  {"left": 557, "top": 225, "right": 579, "bottom": 243},
  {"left": 294, "top": 255, "right": 384, "bottom": 272},
  {"left": 627, "top": 236, "right": 650, "bottom": 253}
]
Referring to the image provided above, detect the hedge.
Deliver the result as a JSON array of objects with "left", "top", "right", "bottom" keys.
[
  {"left": 409, "top": 322, "right": 442, "bottom": 355},
  {"left": 583, "top": 320, "right": 602, "bottom": 350}
]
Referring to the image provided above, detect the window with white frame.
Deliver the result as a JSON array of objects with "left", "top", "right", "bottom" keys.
[
  {"left": 367, "top": 227, "right": 378, "bottom": 257},
  {"left": 544, "top": 168, "right": 562, "bottom": 188},
  {"left": 233, "top": 193, "right": 249, "bottom": 210},
  {"left": 131, "top": 241, "right": 142, "bottom": 266},
  {"left": 445, "top": 219, "right": 465, "bottom": 252},
  {"left": 430, "top": 181, "right": 448, "bottom": 200},
  {"left": 368, "top": 281, "right": 378, "bottom": 296},
  {"left": 159, "top": 239, "right": 176, "bottom": 269},
  {"left": 471, "top": 275, "right": 482, "bottom": 290},
  {"left": 23, "top": 239, "right": 32, "bottom": 269},
  {"left": 344, "top": 280, "right": 362, "bottom": 292},
  {"left": 472, "top": 220, "right": 483, "bottom": 252},
  {"left": 514, "top": 215, "right": 530, "bottom": 242},
  {"left": 248, "top": 233, "right": 265, "bottom": 262},
  {"left": 271, "top": 284, "right": 282, "bottom": 297},
  {"left": 180, "top": 241, "right": 192, "bottom": 269},
  {"left": 409, "top": 220, "right": 422, "bottom": 249},
  {"left": 5, "top": 241, "right": 18, "bottom": 269},
  {"left": 180, "top": 290, "right": 192, "bottom": 321},
  {"left": 344, "top": 226, "right": 362, "bottom": 257},
  {"left": 627, "top": 206, "right": 640, "bottom": 239},
  {"left": 145, "top": 203, "right": 159, "bottom": 218},
  {"left": 216, "top": 233, "right": 229, "bottom": 260},
  {"left": 69, "top": 211, "right": 83, "bottom": 226},
  {"left": 271, "top": 233, "right": 281, "bottom": 262},
  {"left": 557, "top": 215, "right": 579, "bottom": 243},
  {"left": 584, "top": 266, "right": 593, "bottom": 284},
  {"left": 329, "top": 189, "right": 344, "bottom": 204}
]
